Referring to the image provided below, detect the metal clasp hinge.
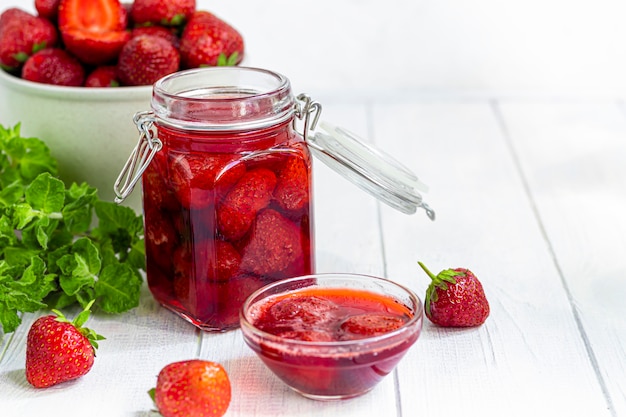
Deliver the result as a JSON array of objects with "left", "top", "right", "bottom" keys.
[
  {"left": 113, "top": 111, "right": 162, "bottom": 204},
  {"left": 295, "top": 93, "right": 322, "bottom": 142}
]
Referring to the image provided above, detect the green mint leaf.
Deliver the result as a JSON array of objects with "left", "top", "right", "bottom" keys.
[
  {"left": 12, "top": 203, "right": 39, "bottom": 229},
  {"left": 0, "top": 123, "right": 145, "bottom": 334},
  {"left": 34, "top": 216, "right": 59, "bottom": 250},
  {"left": 94, "top": 201, "right": 143, "bottom": 236},
  {"left": 0, "top": 305, "right": 21, "bottom": 334},
  {"left": 0, "top": 128, "right": 57, "bottom": 181},
  {"left": 63, "top": 182, "right": 97, "bottom": 234},
  {"left": 0, "top": 257, "right": 56, "bottom": 332},
  {"left": 57, "top": 238, "right": 102, "bottom": 296},
  {"left": 0, "top": 215, "right": 18, "bottom": 247},
  {"left": 95, "top": 262, "right": 142, "bottom": 313},
  {"left": 3, "top": 247, "right": 41, "bottom": 268},
  {"left": 93, "top": 201, "right": 144, "bottom": 260},
  {"left": 72, "top": 238, "right": 102, "bottom": 276},
  {"left": 0, "top": 180, "right": 24, "bottom": 207},
  {"left": 25, "top": 173, "right": 65, "bottom": 214}
]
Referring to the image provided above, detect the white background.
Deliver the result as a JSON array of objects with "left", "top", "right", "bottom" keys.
[{"left": 2, "top": 0, "right": 626, "bottom": 98}]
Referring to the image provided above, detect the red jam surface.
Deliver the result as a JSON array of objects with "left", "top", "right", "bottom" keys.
[
  {"left": 245, "top": 286, "right": 419, "bottom": 399},
  {"left": 142, "top": 122, "right": 314, "bottom": 331}
]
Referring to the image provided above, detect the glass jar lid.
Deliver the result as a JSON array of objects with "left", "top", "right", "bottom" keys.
[{"left": 307, "top": 121, "right": 435, "bottom": 219}]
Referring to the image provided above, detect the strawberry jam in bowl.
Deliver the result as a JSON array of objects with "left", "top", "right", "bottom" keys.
[{"left": 240, "top": 273, "right": 424, "bottom": 400}]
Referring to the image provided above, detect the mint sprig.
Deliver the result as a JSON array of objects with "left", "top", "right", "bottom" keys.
[{"left": 0, "top": 123, "right": 145, "bottom": 334}]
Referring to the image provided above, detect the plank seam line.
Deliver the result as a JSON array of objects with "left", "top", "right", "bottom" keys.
[
  {"left": 490, "top": 99, "right": 617, "bottom": 417},
  {"left": 366, "top": 101, "right": 403, "bottom": 417}
]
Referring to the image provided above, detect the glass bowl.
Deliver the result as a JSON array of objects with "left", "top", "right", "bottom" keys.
[{"left": 240, "top": 273, "right": 423, "bottom": 400}]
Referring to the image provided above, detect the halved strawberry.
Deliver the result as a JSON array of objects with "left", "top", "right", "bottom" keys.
[{"left": 58, "top": 0, "right": 130, "bottom": 65}]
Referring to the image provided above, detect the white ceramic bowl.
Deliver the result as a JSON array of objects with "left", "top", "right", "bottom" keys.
[{"left": 0, "top": 69, "right": 152, "bottom": 213}]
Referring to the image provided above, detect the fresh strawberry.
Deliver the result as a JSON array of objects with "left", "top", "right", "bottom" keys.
[
  {"left": 35, "top": 0, "right": 61, "bottom": 21},
  {"left": 340, "top": 313, "right": 407, "bottom": 339},
  {"left": 84, "top": 65, "right": 120, "bottom": 87},
  {"left": 239, "top": 209, "right": 303, "bottom": 277},
  {"left": 25, "top": 301, "right": 105, "bottom": 388},
  {"left": 131, "top": 0, "right": 195, "bottom": 27},
  {"left": 418, "top": 261, "right": 490, "bottom": 327},
  {"left": 167, "top": 152, "right": 245, "bottom": 209},
  {"left": 21, "top": 48, "right": 85, "bottom": 86},
  {"left": 131, "top": 25, "right": 180, "bottom": 49},
  {"left": 116, "top": 34, "right": 179, "bottom": 86},
  {"left": 273, "top": 154, "right": 311, "bottom": 212},
  {"left": 58, "top": 0, "right": 130, "bottom": 65},
  {"left": 216, "top": 168, "right": 277, "bottom": 240},
  {"left": 0, "top": 8, "right": 58, "bottom": 71},
  {"left": 179, "top": 11, "right": 244, "bottom": 68},
  {"left": 150, "top": 360, "right": 231, "bottom": 417},
  {"left": 0, "top": 7, "right": 29, "bottom": 28}
]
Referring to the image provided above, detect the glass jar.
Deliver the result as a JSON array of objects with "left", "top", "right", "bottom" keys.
[{"left": 115, "top": 66, "right": 434, "bottom": 332}]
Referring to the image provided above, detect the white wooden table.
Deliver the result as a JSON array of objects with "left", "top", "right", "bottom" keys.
[{"left": 1, "top": 94, "right": 625, "bottom": 416}]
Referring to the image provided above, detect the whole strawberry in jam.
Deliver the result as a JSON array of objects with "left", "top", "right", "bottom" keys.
[
  {"left": 151, "top": 360, "right": 231, "bottom": 417},
  {"left": 418, "top": 261, "right": 489, "bottom": 327},
  {"left": 216, "top": 168, "right": 277, "bottom": 240},
  {"left": 274, "top": 154, "right": 311, "bottom": 212},
  {"left": 240, "top": 209, "right": 304, "bottom": 277},
  {"left": 179, "top": 11, "right": 244, "bottom": 68},
  {"left": 167, "top": 151, "right": 246, "bottom": 210},
  {"left": 25, "top": 301, "right": 105, "bottom": 388}
]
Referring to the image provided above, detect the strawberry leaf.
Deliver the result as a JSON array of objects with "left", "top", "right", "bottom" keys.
[{"left": 216, "top": 52, "right": 239, "bottom": 67}]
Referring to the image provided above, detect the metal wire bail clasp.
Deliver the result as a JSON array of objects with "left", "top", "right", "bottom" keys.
[
  {"left": 114, "top": 111, "right": 162, "bottom": 204},
  {"left": 295, "top": 93, "right": 322, "bottom": 141}
]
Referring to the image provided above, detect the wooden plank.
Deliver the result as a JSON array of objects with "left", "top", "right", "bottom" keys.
[
  {"left": 497, "top": 99, "right": 626, "bottom": 417},
  {"left": 374, "top": 99, "right": 611, "bottom": 416}
]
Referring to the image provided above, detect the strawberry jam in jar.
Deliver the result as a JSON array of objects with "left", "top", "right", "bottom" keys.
[{"left": 117, "top": 67, "right": 315, "bottom": 331}]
